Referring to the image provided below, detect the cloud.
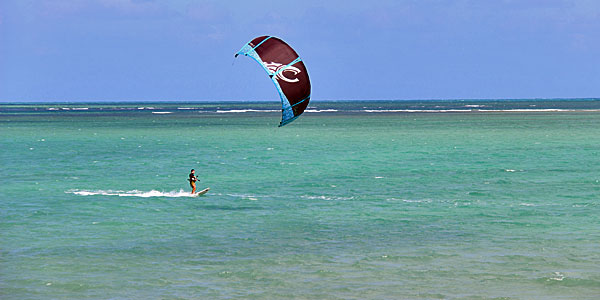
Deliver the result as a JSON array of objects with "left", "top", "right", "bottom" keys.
[
  {"left": 96, "top": 0, "right": 164, "bottom": 16},
  {"left": 35, "top": 0, "right": 176, "bottom": 19},
  {"left": 185, "top": 1, "right": 228, "bottom": 22},
  {"left": 37, "top": 0, "right": 87, "bottom": 17},
  {"left": 182, "top": 2, "right": 234, "bottom": 41}
]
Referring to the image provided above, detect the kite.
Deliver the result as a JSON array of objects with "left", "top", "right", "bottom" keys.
[{"left": 235, "top": 36, "right": 311, "bottom": 126}]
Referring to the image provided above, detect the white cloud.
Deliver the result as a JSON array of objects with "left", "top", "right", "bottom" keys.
[
  {"left": 34, "top": 0, "right": 176, "bottom": 19},
  {"left": 96, "top": 0, "right": 163, "bottom": 15}
]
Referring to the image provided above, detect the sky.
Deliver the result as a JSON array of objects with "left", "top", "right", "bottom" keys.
[{"left": 1, "top": 0, "right": 599, "bottom": 102}]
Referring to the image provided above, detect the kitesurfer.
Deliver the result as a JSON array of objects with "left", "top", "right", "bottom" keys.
[{"left": 188, "top": 169, "right": 198, "bottom": 194}]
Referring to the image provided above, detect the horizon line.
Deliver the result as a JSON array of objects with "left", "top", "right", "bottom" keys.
[{"left": 1, "top": 97, "right": 600, "bottom": 104}]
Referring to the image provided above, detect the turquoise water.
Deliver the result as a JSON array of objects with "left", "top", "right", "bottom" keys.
[{"left": 2, "top": 101, "right": 600, "bottom": 299}]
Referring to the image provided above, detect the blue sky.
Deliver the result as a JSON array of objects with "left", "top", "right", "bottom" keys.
[{"left": 1, "top": 0, "right": 599, "bottom": 102}]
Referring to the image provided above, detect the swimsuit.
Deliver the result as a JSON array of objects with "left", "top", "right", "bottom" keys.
[{"left": 189, "top": 173, "right": 196, "bottom": 187}]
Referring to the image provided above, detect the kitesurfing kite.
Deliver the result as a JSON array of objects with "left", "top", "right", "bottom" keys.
[{"left": 235, "top": 36, "right": 311, "bottom": 126}]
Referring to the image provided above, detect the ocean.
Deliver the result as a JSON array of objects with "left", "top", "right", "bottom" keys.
[{"left": 1, "top": 99, "right": 599, "bottom": 299}]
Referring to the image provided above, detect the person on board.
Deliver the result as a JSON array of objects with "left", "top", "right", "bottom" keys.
[{"left": 188, "top": 169, "right": 198, "bottom": 194}]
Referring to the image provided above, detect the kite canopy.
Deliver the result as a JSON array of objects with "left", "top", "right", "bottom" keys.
[{"left": 235, "top": 36, "right": 311, "bottom": 126}]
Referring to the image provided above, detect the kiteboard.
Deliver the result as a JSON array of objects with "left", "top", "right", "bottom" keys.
[{"left": 195, "top": 188, "right": 210, "bottom": 196}]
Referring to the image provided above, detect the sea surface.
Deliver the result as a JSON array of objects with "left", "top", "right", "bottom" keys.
[{"left": 1, "top": 100, "right": 600, "bottom": 299}]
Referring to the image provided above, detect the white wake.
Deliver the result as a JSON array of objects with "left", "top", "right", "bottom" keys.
[{"left": 66, "top": 189, "right": 197, "bottom": 198}]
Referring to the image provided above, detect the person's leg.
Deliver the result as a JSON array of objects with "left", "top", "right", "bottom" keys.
[{"left": 191, "top": 181, "right": 196, "bottom": 194}]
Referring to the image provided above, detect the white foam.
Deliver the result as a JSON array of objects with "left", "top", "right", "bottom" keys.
[
  {"left": 216, "top": 109, "right": 279, "bottom": 113},
  {"left": 479, "top": 109, "right": 600, "bottom": 112},
  {"left": 386, "top": 198, "right": 431, "bottom": 203},
  {"left": 361, "top": 109, "right": 600, "bottom": 113},
  {"left": 301, "top": 195, "right": 354, "bottom": 201},
  {"left": 548, "top": 272, "right": 565, "bottom": 281},
  {"left": 304, "top": 109, "right": 338, "bottom": 113},
  {"left": 152, "top": 111, "right": 172, "bottom": 114},
  {"left": 67, "top": 189, "right": 197, "bottom": 198},
  {"left": 362, "top": 109, "right": 471, "bottom": 113},
  {"left": 226, "top": 193, "right": 260, "bottom": 200},
  {"left": 403, "top": 199, "right": 431, "bottom": 203}
]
